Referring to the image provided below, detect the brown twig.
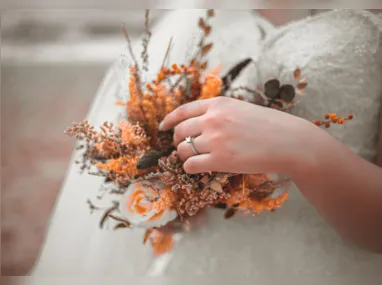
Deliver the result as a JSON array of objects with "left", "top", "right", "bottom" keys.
[
  {"left": 100, "top": 204, "right": 119, "bottom": 229},
  {"left": 122, "top": 24, "right": 144, "bottom": 98},
  {"left": 169, "top": 72, "right": 188, "bottom": 93},
  {"left": 87, "top": 199, "right": 101, "bottom": 213},
  {"left": 110, "top": 189, "right": 126, "bottom": 195},
  {"left": 89, "top": 171, "right": 108, "bottom": 177},
  {"left": 144, "top": 9, "right": 150, "bottom": 31},
  {"left": 122, "top": 25, "right": 141, "bottom": 73},
  {"left": 161, "top": 37, "right": 173, "bottom": 69},
  {"left": 108, "top": 214, "right": 131, "bottom": 227},
  {"left": 141, "top": 9, "right": 152, "bottom": 72}
]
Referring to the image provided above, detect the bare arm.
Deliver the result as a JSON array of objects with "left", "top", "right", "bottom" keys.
[
  {"left": 291, "top": 115, "right": 382, "bottom": 252},
  {"left": 161, "top": 96, "right": 382, "bottom": 252}
]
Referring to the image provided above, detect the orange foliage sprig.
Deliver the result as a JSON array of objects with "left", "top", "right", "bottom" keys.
[{"left": 314, "top": 113, "right": 354, "bottom": 128}]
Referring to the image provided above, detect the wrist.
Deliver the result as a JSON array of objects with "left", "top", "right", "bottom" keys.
[{"left": 284, "top": 118, "right": 334, "bottom": 180}]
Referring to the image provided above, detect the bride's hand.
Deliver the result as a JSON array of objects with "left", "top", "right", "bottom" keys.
[{"left": 159, "top": 96, "right": 316, "bottom": 175}]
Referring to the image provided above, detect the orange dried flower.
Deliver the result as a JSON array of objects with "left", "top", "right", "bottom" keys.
[
  {"left": 127, "top": 100, "right": 145, "bottom": 124},
  {"left": 119, "top": 121, "right": 148, "bottom": 148},
  {"left": 171, "top": 64, "right": 182, "bottom": 74},
  {"left": 146, "top": 83, "right": 153, "bottom": 91},
  {"left": 128, "top": 66, "right": 138, "bottom": 101},
  {"left": 150, "top": 230, "right": 174, "bottom": 256},
  {"left": 152, "top": 187, "right": 176, "bottom": 213},
  {"left": 157, "top": 71, "right": 166, "bottom": 83},
  {"left": 96, "top": 156, "right": 139, "bottom": 179},
  {"left": 337, "top": 118, "right": 345, "bottom": 124},
  {"left": 238, "top": 191, "right": 289, "bottom": 215},
  {"left": 199, "top": 65, "right": 222, "bottom": 100},
  {"left": 142, "top": 95, "right": 158, "bottom": 130},
  {"left": 226, "top": 174, "right": 276, "bottom": 207},
  {"left": 181, "top": 64, "right": 188, "bottom": 72}
]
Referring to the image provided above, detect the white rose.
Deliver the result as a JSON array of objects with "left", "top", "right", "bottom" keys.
[{"left": 119, "top": 180, "right": 177, "bottom": 228}]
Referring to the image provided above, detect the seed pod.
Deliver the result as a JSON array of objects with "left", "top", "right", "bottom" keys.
[
  {"left": 279, "top": 84, "right": 295, "bottom": 102},
  {"left": 136, "top": 150, "right": 164, "bottom": 169},
  {"left": 224, "top": 207, "right": 238, "bottom": 219},
  {"left": 264, "top": 79, "right": 281, "bottom": 99}
]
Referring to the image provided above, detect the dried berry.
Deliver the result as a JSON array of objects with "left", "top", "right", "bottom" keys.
[
  {"left": 264, "top": 79, "right": 281, "bottom": 99},
  {"left": 279, "top": 84, "right": 295, "bottom": 102}
]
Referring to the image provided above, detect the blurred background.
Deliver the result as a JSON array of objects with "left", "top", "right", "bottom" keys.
[
  {"left": 1, "top": 8, "right": 381, "bottom": 276},
  {"left": 1, "top": 10, "right": 169, "bottom": 276}
]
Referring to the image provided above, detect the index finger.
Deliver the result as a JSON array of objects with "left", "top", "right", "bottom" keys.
[{"left": 159, "top": 99, "right": 210, "bottom": 131}]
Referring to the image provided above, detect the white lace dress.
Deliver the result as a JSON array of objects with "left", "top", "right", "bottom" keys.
[{"left": 28, "top": 10, "right": 382, "bottom": 283}]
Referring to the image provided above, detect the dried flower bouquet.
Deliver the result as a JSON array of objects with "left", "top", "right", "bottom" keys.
[{"left": 65, "top": 9, "right": 354, "bottom": 256}]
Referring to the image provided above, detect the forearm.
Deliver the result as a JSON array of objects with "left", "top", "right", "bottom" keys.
[{"left": 290, "top": 127, "right": 382, "bottom": 252}]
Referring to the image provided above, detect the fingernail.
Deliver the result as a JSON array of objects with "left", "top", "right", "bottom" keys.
[{"left": 159, "top": 121, "right": 165, "bottom": 131}]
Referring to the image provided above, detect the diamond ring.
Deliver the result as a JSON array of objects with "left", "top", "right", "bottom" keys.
[{"left": 185, "top": 136, "right": 200, "bottom": 155}]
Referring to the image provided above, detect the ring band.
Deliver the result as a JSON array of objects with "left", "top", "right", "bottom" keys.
[{"left": 185, "top": 136, "right": 200, "bottom": 155}]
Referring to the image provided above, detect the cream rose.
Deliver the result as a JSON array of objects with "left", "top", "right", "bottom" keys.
[
  {"left": 119, "top": 180, "right": 177, "bottom": 228},
  {"left": 266, "top": 173, "right": 290, "bottom": 198}
]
